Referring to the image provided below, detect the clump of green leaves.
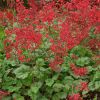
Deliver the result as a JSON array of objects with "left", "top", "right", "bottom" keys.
[{"left": 0, "top": 44, "right": 100, "bottom": 100}]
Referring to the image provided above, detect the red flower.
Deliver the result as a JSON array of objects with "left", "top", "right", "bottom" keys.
[
  {"left": 0, "top": 90, "right": 10, "bottom": 100},
  {"left": 6, "top": 11, "right": 13, "bottom": 20},
  {"left": 0, "top": 11, "right": 3, "bottom": 19},
  {"left": 80, "top": 82, "right": 88, "bottom": 91},
  {"left": 74, "top": 68, "right": 88, "bottom": 76},
  {"left": 3, "top": 0, "right": 99, "bottom": 65},
  {"left": 68, "top": 93, "right": 82, "bottom": 100},
  {"left": 17, "top": 49, "right": 22, "bottom": 55},
  {"left": 18, "top": 55, "right": 25, "bottom": 62},
  {"left": 49, "top": 60, "right": 61, "bottom": 72},
  {"left": 70, "top": 63, "right": 88, "bottom": 76},
  {"left": 6, "top": 53, "right": 11, "bottom": 59},
  {"left": 16, "top": 0, "right": 20, "bottom": 2},
  {"left": 71, "top": 54, "right": 78, "bottom": 59}
]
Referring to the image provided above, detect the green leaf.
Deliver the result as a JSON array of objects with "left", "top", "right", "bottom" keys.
[
  {"left": 93, "top": 71, "right": 100, "bottom": 81},
  {"left": 63, "top": 76, "right": 74, "bottom": 85},
  {"left": 0, "top": 27, "right": 5, "bottom": 39},
  {"left": 36, "top": 58, "right": 45, "bottom": 67},
  {"left": 62, "top": 64, "right": 69, "bottom": 72},
  {"left": 17, "top": 96, "right": 24, "bottom": 100},
  {"left": 7, "top": 86, "right": 21, "bottom": 92},
  {"left": 45, "top": 78, "right": 54, "bottom": 87},
  {"left": 12, "top": 93, "right": 24, "bottom": 100},
  {"left": 57, "top": 92, "right": 67, "bottom": 99},
  {"left": 3, "top": 79, "right": 22, "bottom": 92},
  {"left": 89, "top": 27, "right": 96, "bottom": 38},
  {"left": 53, "top": 19, "right": 58, "bottom": 25},
  {"left": 45, "top": 86, "right": 53, "bottom": 96},
  {"left": 2, "top": 96, "right": 12, "bottom": 100},
  {"left": 87, "top": 66, "right": 96, "bottom": 72},
  {"left": 13, "top": 64, "right": 30, "bottom": 79},
  {"left": 0, "top": 40, "right": 4, "bottom": 51},
  {"left": 39, "top": 96, "right": 48, "bottom": 100},
  {"left": 10, "top": 60, "right": 16, "bottom": 66},
  {"left": 52, "top": 92, "right": 67, "bottom": 100},
  {"left": 89, "top": 82, "right": 95, "bottom": 91},
  {"left": 31, "top": 82, "right": 43, "bottom": 93},
  {"left": 39, "top": 67, "right": 47, "bottom": 72},
  {"left": 95, "top": 81, "right": 100, "bottom": 90},
  {"left": 52, "top": 74, "right": 59, "bottom": 81},
  {"left": 65, "top": 84, "right": 70, "bottom": 90},
  {"left": 13, "top": 22, "right": 19, "bottom": 28},
  {"left": 70, "top": 46, "right": 92, "bottom": 57},
  {"left": 52, "top": 94, "right": 60, "bottom": 100},
  {"left": 76, "top": 57, "right": 90, "bottom": 67},
  {"left": 93, "top": 94, "right": 97, "bottom": 100},
  {"left": 53, "top": 83, "right": 64, "bottom": 92},
  {"left": 28, "top": 90, "right": 38, "bottom": 100},
  {"left": 82, "top": 90, "right": 88, "bottom": 95},
  {"left": 22, "top": 74, "right": 33, "bottom": 86}
]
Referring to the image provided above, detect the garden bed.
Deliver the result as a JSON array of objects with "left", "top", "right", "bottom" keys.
[{"left": 0, "top": 0, "right": 100, "bottom": 100}]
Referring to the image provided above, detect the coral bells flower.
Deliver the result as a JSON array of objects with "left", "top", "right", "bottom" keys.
[
  {"left": 60, "top": 21, "right": 88, "bottom": 50},
  {"left": 4, "top": 26, "right": 42, "bottom": 62},
  {"left": 17, "top": 49, "right": 22, "bottom": 55},
  {"left": 6, "top": 11, "right": 13, "bottom": 20},
  {"left": 18, "top": 55, "right": 25, "bottom": 62},
  {"left": 80, "top": 82, "right": 88, "bottom": 91},
  {"left": 3, "top": 0, "right": 100, "bottom": 66},
  {"left": 70, "top": 63, "right": 88, "bottom": 76},
  {"left": 76, "top": 81, "right": 88, "bottom": 92},
  {"left": 49, "top": 60, "right": 61, "bottom": 72},
  {"left": 6, "top": 53, "right": 11, "bottom": 59},
  {"left": 38, "top": 9, "right": 55, "bottom": 22},
  {"left": 0, "top": 90, "right": 10, "bottom": 100},
  {"left": 88, "top": 39, "right": 100, "bottom": 51},
  {"left": 75, "top": 68, "right": 88, "bottom": 76},
  {"left": 16, "top": 0, "right": 20, "bottom": 2},
  {"left": 0, "top": 11, "right": 3, "bottom": 19},
  {"left": 49, "top": 56, "right": 63, "bottom": 72},
  {"left": 68, "top": 93, "right": 82, "bottom": 100}
]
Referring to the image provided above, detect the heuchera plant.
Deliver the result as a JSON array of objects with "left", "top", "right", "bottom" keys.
[{"left": 0, "top": 0, "right": 100, "bottom": 100}]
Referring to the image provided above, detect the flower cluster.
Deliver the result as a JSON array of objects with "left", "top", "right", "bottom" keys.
[
  {"left": 4, "top": 26, "right": 42, "bottom": 62},
  {"left": 2, "top": 0, "right": 99, "bottom": 73},
  {"left": 68, "top": 93, "right": 82, "bottom": 100},
  {"left": 70, "top": 63, "right": 88, "bottom": 76}
]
